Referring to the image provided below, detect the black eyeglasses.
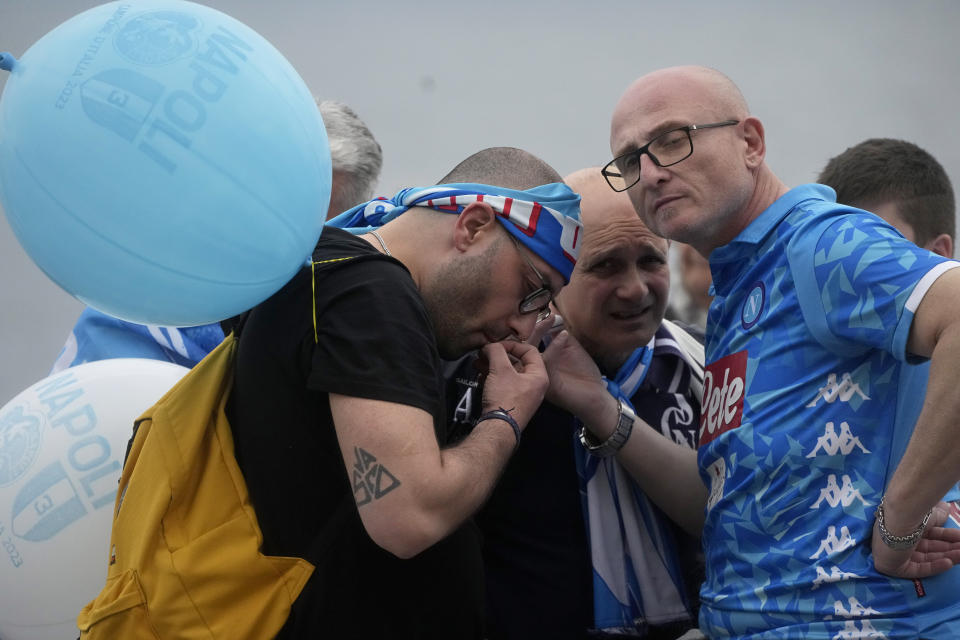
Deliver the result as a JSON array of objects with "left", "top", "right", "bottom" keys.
[
  {"left": 509, "top": 236, "right": 553, "bottom": 315},
  {"left": 602, "top": 120, "right": 739, "bottom": 192}
]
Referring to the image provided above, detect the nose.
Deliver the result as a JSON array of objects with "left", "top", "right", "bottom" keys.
[
  {"left": 507, "top": 311, "right": 540, "bottom": 343},
  {"left": 615, "top": 267, "right": 651, "bottom": 301},
  {"left": 637, "top": 152, "right": 670, "bottom": 187}
]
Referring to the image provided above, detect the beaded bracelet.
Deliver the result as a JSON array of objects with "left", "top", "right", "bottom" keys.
[{"left": 475, "top": 408, "right": 521, "bottom": 449}]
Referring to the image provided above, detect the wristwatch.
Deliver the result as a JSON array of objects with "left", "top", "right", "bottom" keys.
[{"left": 579, "top": 397, "right": 635, "bottom": 458}]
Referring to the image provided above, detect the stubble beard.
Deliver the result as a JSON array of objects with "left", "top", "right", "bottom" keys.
[
  {"left": 422, "top": 239, "right": 501, "bottom": 359},
  {"left": 648, "top": 202, "right": 695, "bottom": 245}
]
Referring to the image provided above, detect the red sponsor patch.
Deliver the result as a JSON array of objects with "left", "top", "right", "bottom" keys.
[
  {"left": 699, "top": 350, "right": 748, "bottom": 446},
  {"left": 913, "top": 578, "right": 926, "bottom": 598}
]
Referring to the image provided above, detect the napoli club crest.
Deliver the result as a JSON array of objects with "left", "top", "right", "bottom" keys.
[
  {"left": 114, "top": 11, "right": 200, "bottom": 65},
  {"left": 741, "top": 281, "right": 765, "bottom": 330}
]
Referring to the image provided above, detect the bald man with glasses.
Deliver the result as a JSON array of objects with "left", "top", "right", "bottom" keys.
[{"left": 606, "top": 65, "right": 960, "bottom": 639}]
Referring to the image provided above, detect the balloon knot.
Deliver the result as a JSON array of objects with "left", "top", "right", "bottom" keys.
[{"left": 0, "top": 52, "right": 16, "bottom": 72}]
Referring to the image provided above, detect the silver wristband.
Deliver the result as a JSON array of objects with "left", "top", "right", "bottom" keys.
[
  {"left": 579, "top": 397, "right": 635, "bottom": 458},
  {"left": 875, "top": 495, "right": 932, "bottom": 550}
]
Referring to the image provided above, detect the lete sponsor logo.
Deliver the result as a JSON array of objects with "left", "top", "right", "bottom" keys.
[{"left": 699, "top": 350, "right": 747, "bottom": 446}]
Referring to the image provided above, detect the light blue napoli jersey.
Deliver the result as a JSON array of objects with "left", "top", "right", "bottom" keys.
[
  {"left": 50, "top": 307, "right": 225, "bottom": 374},
  {"left": 698, "top": 184, "right": 960, "bottom": 639}
]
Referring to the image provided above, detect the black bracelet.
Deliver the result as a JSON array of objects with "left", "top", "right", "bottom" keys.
[{"left": 475, "top": 408, "right": 521, "bottom": 449}]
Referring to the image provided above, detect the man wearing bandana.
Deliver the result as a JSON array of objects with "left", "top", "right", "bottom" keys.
[
  {"left": 447, "top": 168, "right": 706, "bottom": 639},
  {"left": 227, "top": 147, "right": 583, "bottom": 639}
]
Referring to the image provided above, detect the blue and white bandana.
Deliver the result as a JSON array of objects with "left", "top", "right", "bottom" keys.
[{"left": 326, "top": 182, "right": 583, "bottom": 282}]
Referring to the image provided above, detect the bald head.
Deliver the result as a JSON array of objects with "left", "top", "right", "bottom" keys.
[
  {"left": 565, "top": 167, "right": 661, "bottom": 242},
  {"left": 559, "top": 167, "right": 670, "bottom": 372},
  {"left": 611, "top": 66, "right": 749, "bottom": 153},
  {"left": 631, "top": 66, "right": 747, "bottom": 111},
  {"left": 438, "top": 146, "right": 562, "bottom": 190},
  {"left": 608, "top": 65, "right": 785, "bottom": 255}
]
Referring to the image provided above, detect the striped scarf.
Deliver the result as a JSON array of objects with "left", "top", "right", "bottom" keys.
[
  {"left": 326, "top": 182, "right": 582, "bottom": 282},
  {"left": 574, "top": 322, "right": 704, "bottom": 634}
]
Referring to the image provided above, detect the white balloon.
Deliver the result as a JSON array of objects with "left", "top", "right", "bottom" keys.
[{"left": 0, "top": 359, "right": 189, "bottom": 640}]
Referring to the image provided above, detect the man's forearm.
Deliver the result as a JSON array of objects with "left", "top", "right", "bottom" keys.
[
  {"left": 575, "top": 391, "right": 707, "bottom": 536},
  {"left": 366, "top": 416, "right": 516, "bottom": 559},
  {"left": 882, "top": 322, "right": 960, "bottom": 531},
  {"left": 336, "top": 340, "right": 547, "bottom": 559}
]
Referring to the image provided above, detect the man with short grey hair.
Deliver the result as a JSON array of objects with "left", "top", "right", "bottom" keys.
[{"left": 317, "top": 100, "right": 382, "bottom": 218}]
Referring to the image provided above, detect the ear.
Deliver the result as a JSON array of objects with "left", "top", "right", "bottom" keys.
[
  {"left": 452, "top": 201, "right": 499, "bottom": 252},
  {"left": 741, "top": 116, "right": 766, "bottom": 169},
  {"left": 924, "top": 233, "right": 954, "bottom": 259},
  {"left": 325, "top": 169, "right": 348, "bottom": 220}
]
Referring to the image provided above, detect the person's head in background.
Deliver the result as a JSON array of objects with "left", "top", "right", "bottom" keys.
[
  {"left": 318, "top": 100, "right": 383, "bottom": 219},
  {"left": 817, "top": 138, "right": 955, "bottom": 258},
  {"left": 665, "top": 241, "right": 712, "bottom": 332},
  {"left": 679, "top": 242, "right": 711, "bottom": 311},
  {"left": 561, "top": 167, "right": 670, "bottom": 375}
]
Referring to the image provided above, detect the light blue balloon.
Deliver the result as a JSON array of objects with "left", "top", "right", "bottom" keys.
[{"left": 0, "top": 0, "right": 331, "bottom": 326}]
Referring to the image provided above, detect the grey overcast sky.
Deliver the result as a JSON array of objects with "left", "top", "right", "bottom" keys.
[{"left": 2, "top": 0, "right": 960, "bottom": 402}]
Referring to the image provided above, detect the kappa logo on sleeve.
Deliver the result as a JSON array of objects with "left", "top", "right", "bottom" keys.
[{"left": 699, "top": 350, "right": 747, "bottom": 446}]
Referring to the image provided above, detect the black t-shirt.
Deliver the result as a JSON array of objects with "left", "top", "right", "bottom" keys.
[
  {"left": 446, "top": 357, "right": 593, "bottom": 639},
  {"left": 228, "top": 227, "right": 483, "bottom": 639}
]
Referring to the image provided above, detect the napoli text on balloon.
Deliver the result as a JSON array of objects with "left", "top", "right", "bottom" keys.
[{"left": 54, "top": 4, "right": 130, "bottom": 110}]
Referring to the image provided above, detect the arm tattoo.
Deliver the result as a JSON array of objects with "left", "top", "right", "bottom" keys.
[{"left": 352, "top": 446, "right": 401, "bottom": 507}]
